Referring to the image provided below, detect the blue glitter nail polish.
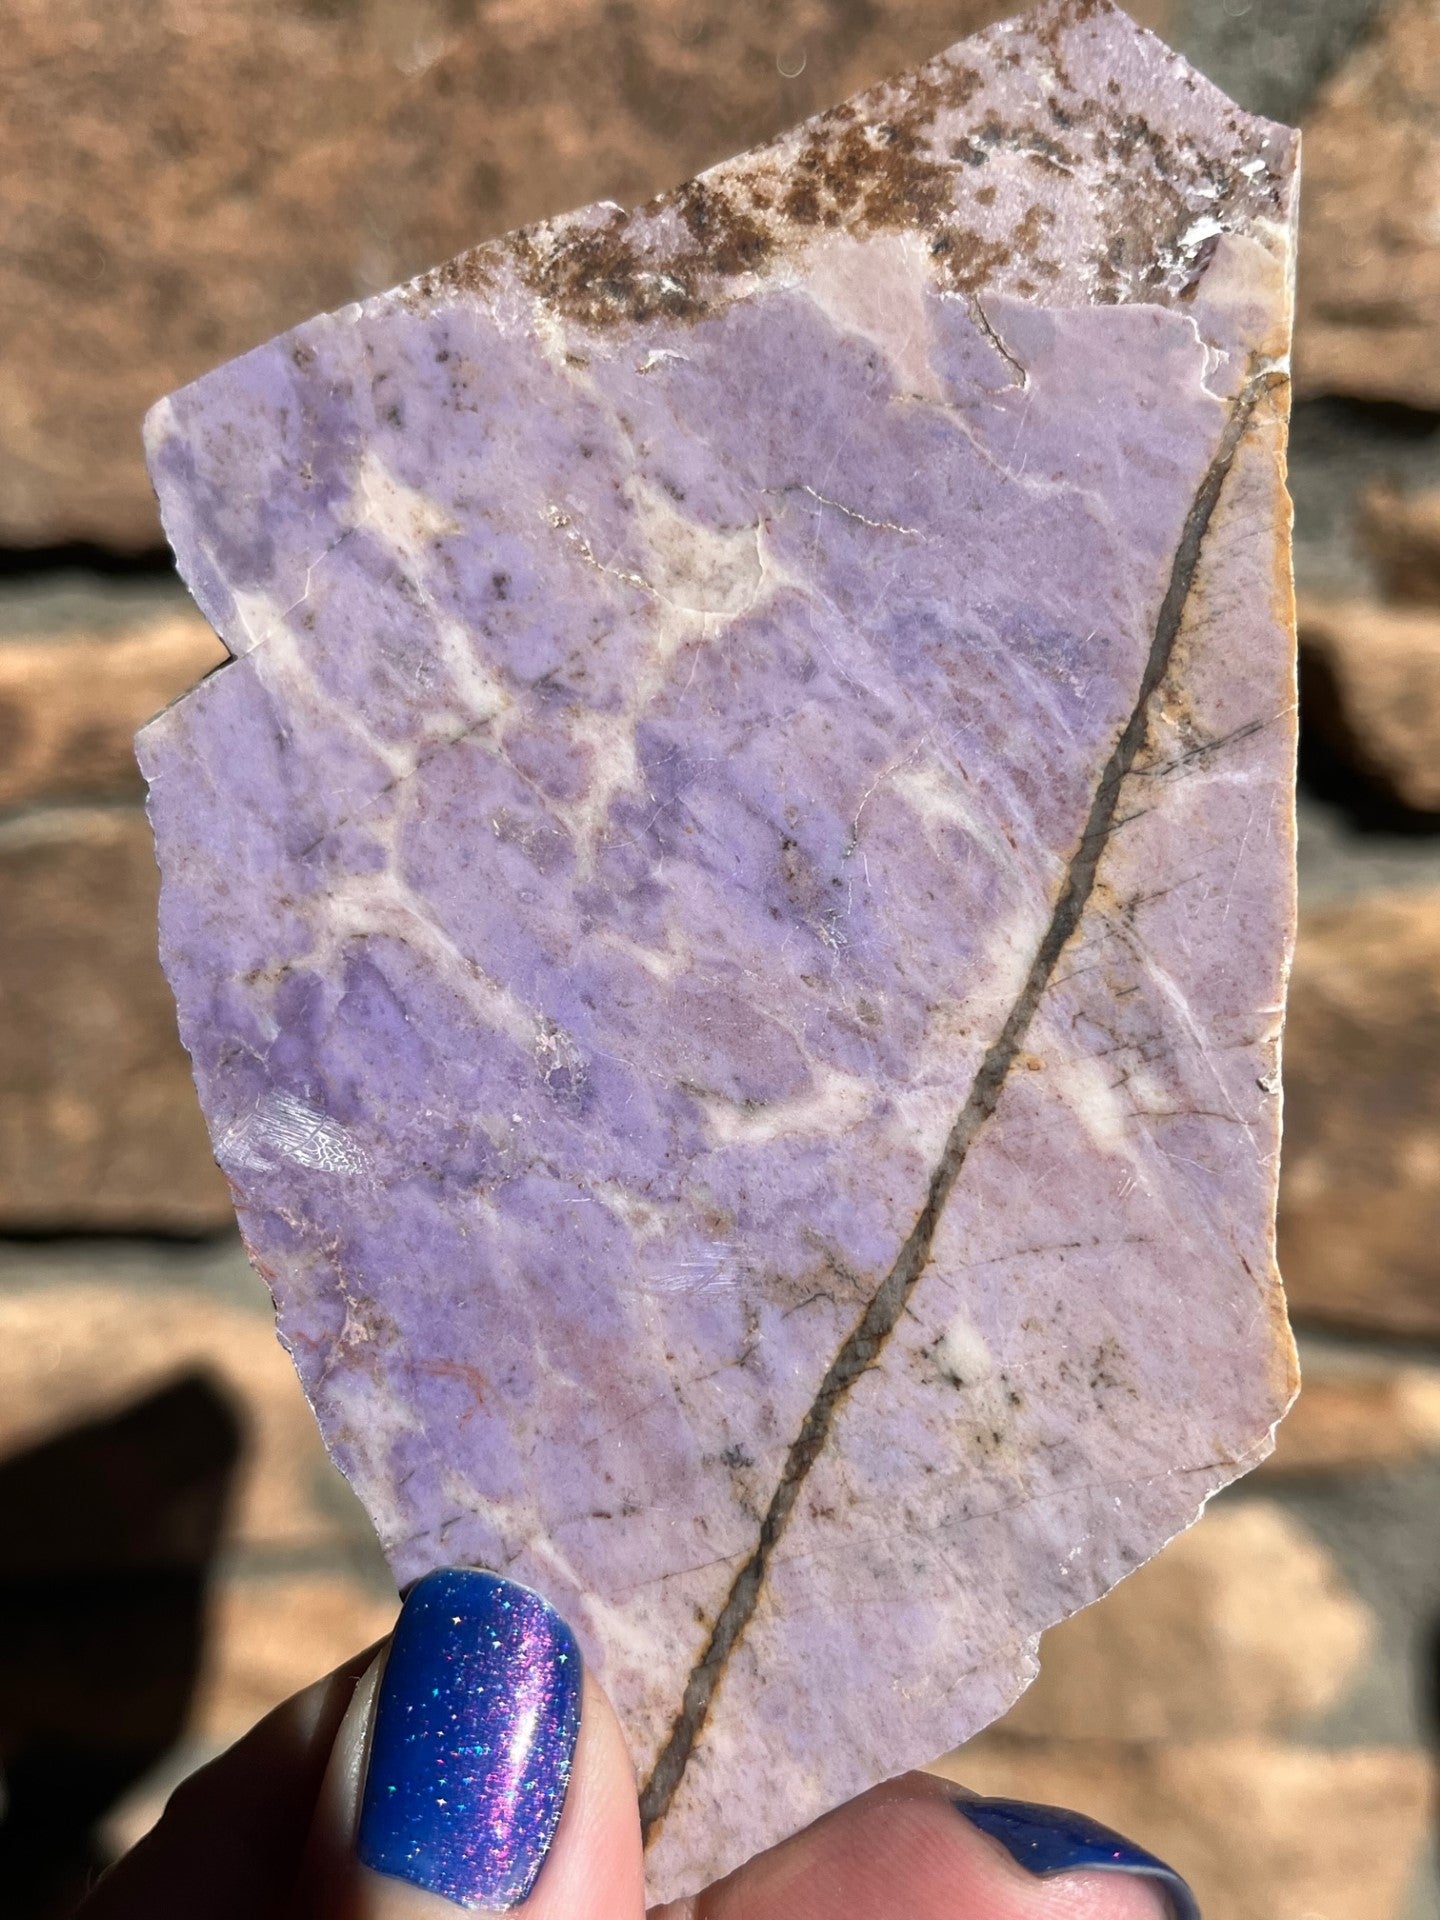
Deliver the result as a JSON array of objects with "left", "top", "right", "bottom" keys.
[
  {"left": 358, "top": 1568, "right": 583, "bottom": 1910},
  {"left": 955, "top": 1796, "right": 1201, "bottom": 1920}
]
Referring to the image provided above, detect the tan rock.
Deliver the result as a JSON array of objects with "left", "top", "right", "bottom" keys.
[
  {"left": 997, "top": 1503, "right": 1372, "bottom": 1743},
  {"left": 1279, "top": 889, "right": 1440, "bottom": 1338},
  {"left": 0, "top": 1260, "right": 376, "bottom": 1553},
  {"left": 0, "top": 807, "right": 231, "bottom": 1229},
  {"left": 0, "top": 0, "right": 1163, "bottom": 548},
  {"left": 1297, "top": 0, "right": 1440, "bottom": 408},
  {"left": 934, "top": 1738, "right": 1435, "bottom": 1920},
  {"left": 0, "top": 611, "right": 225, "bottom": 807},
  {"left": 1262, "top": 1351, "right": 1440, "bottom": 1476},
  {"left": 1360, "top": 483, "right": 1440, "bottom": 605},
  {"left": 1298, "top": 597, "right": 1440, "bottom": 812},
  {"left": 191, "top": 1571, "right": 397, "bottom": 1743}
]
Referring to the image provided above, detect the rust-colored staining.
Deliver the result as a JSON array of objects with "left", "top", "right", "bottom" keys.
[
  {"left": 781, "top": 107, "right": 955, "bottom": 237},
  {"left": 1259, "top": 391, "right": 1298, "bottom": 637},
  {"left": 1085, "top": 107, "right": 1286, "bottom": 308},
  {"left": 931, "top": 226, "right": 1012, "bottom": 296},
  {"left": 417, "top": 1357, "right": 490, "bottom": 1423},
  {"left": 672, "top": 177, "right": 777, "bottom": 281},
  {"left": 698, "top": 1202, "right": 737, "bottom": 1241},
  {"left": 1028, "top": 0, "right": 1088, "bottom": 94},
  {"left": 499, "top": 164, "right": 789, "bottom": 332},
  {"left": 473, "top": 56, "right": 982, "bottom": 333},
  {"left": 401, "top": 11, "right": 1287, "bottom": 355},
  {"left": 508, "top": 212, "right": 706, "bottom": 332},
  {"left": 1015, "top": 202, "right": 1056, "bottom": 251},
  {"left": 412, "top": 243, "right": 501, "bottom": 304},
  {"left": 1099, "top": 133, "right": 1194, "bottom": 298}
]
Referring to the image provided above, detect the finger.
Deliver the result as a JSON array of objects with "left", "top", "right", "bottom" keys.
[
  {"left": 296, "top": 1568, "right": 644, "bottom": 1920},
  {"left": 76, "top": 1643, "right": 380, "bottom": 1919},
  {"left": 652, "top": 1772, "right": 1192, "bottom": 1920}
]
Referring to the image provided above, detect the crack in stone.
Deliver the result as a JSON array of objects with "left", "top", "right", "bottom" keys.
[
  {"left": 969, "top": 296, "right": 1031, "bottom": 390},
  {"left": 636, "top": 365, "right": 1276, "bottom": 1845}
]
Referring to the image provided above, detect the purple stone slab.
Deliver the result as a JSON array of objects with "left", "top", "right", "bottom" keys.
[{"left": 139, "top": 0, "right": 1298, "bottom": 1895}]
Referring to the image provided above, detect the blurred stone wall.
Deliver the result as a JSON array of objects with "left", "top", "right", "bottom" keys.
[{"left": 2, "top": 1, "right": 1439, "bottom": 1915}]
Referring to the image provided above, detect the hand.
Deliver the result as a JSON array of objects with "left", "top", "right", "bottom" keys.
[{"left": 77, "top": 1570, "right": 1195, "bottom": 1920}]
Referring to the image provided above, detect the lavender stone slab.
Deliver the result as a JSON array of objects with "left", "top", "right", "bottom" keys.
[{"left": 139, "top": 0, "right": 1299, "bottom": 1895}]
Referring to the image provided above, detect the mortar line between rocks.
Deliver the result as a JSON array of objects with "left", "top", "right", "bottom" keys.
[{"left": 636, "top": 366, "right": 1276, "bottom": 1843}]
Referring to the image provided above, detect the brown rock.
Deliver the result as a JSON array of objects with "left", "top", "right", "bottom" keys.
[
  {"left": 998, "top": 1503, "right": 1372, "bottom": 1743},
  {"left": 0, "top": 610, "right": 225, "bottom": 808},
  {"left": 0, "top": 0, "right": 1163, "bottom": 549},
  {"left": 1298, "top": 597, "right": 1440, "bottom": 812},
  {"left": 0, "top": 807, "right": 230, "bottom": 1229},
  {"left": 1262, "top": 1350, "right": 1440, "bottom": 1476},
  {"left": 1279, "top": 889, "right": 1440, "bottom": 1338},
  {"left": 1297, "top": 0, "right": 1440, "bottom": 408},
  {"left": 0, "top": 1256, "right": 377, "bottom": 1553},
  {"left": 1360, "top": 483, "right": 1440, "bottom": 605},
  {"left": 935, "top": 1738, "right": 1435, "bottom": 1920}
]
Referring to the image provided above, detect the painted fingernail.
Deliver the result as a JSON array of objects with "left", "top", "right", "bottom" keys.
[
  {"left": 358, "top": 1568, "right": 583, "bottom": 1910},
  {"left": 954, "top": 1795, "right": 1200, "bottom": 1920}
]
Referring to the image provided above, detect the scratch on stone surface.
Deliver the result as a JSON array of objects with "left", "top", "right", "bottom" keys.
[
  {"left": 1134, "top": 945, "right": 1260, "bottom": 1150},
  {"left": 636, "top": 363, "right": 1277, "bottom": 1845},
  {"left": 1003, "top": 389, "right": 1035, "bottom": 480},
  {"left": 616, "top": 1549, "right": 749, "bottom": 1597},
  {"left": 231, "top": 527, "right": 356, "bottom": 659},
  {"left": 218, "top": 1089, "right": 369, "bottom": 1176},
  {"left": 1143, "top": 714, "right": 1270, "bottom": 780}
]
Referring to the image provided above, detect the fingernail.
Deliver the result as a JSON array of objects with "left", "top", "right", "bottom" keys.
[
  {"left": 954, "top": 1795, "right": 1200, "bottom": 1920},
  {"left": 358, "top": 1568, "right": 583, "bottom": 1910}
]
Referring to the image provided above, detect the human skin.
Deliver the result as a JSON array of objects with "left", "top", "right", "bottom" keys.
[{"left": 77, "top": 1581, "right": 1191, "bottom": 1920}]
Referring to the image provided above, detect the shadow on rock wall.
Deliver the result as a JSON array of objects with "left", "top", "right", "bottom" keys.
[{"left": 0, "top": 1377, "right": 241, "bottom": 1919}]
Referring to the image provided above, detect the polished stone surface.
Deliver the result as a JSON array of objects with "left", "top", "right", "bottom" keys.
[{"left": 140, "top": 1, "right": 1299, "bottom": 1895}]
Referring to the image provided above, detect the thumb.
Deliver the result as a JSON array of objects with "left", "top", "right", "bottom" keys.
[{"left": 296, "top": 1569, "right": 644, "bottom": 1919}]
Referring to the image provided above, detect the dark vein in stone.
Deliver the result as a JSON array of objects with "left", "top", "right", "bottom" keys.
[{"left": 637, "top": 368, "right": 1275, "bottom": 1842}]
